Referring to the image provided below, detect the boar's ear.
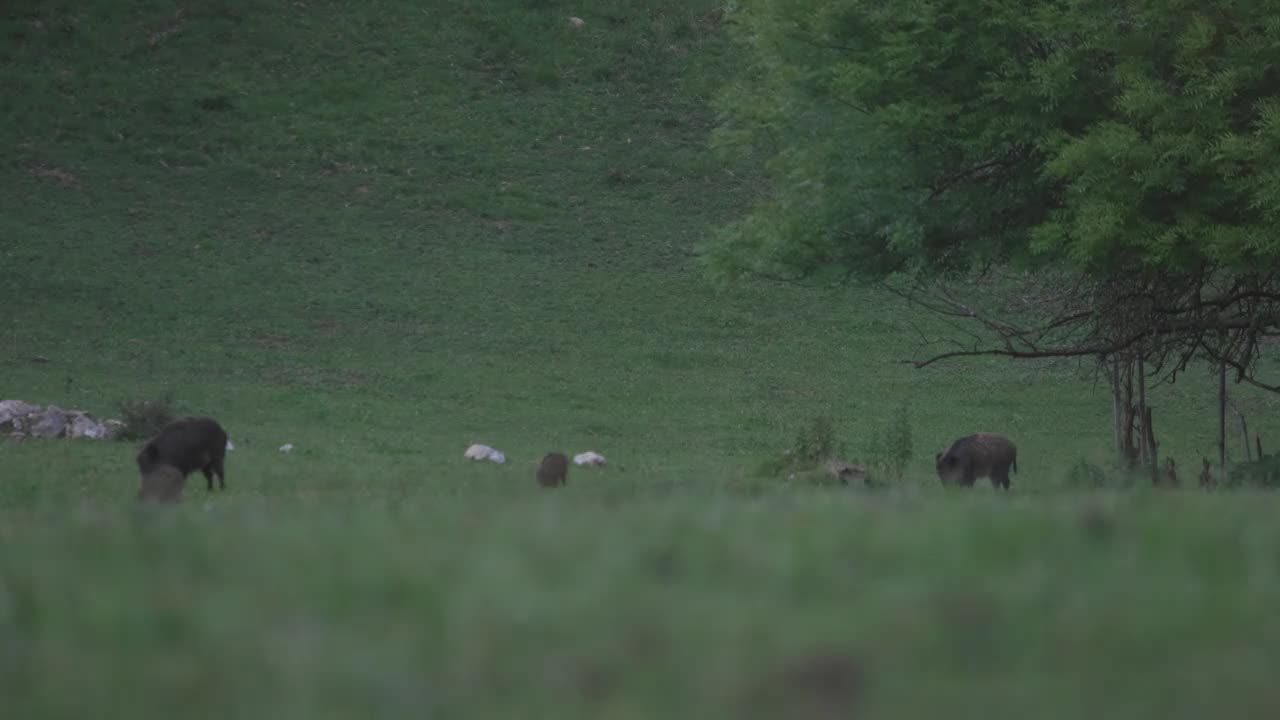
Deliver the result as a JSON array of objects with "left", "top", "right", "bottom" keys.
[{"left": 934, "top": 452, "right": 942, "bottom": 462}]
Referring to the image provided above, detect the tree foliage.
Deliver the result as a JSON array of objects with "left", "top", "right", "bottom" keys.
[
  {"left": 705, "top": 0, "right": 1280, "bottom": 389},
  {"left": 707, "top": 0, "right": 1280, "bottom": 281}
]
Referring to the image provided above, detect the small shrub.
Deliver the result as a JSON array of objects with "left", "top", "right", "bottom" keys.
[
  {"left": 1064, "top": 458, "right": 1109, "bottom": 489},
  {"left": 754, "top": 415, "right": 843, "bottom": 479},
  {"left": 752, "top": 454, "right": 791, "bottom": 478},
  {"left": 864, "top": 404, "right": 913, "bottom": 482},
  {"left": 1226, "top": 454, "right": 1280, "bottom": 488},
  {"left": 116, "top": 393, "right": 177, "bottom": 441},
  {"left": 790, "top": 415, "right": 837, "bottom": 468},
  {"left": 1060, "top": 455, "right": 1150, "bottom": 489}
]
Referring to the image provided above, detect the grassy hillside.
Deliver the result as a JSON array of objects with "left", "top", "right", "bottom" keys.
[
  {"left": 4, "top": 2, "right": 1280, "bottom": 718},
  {"left": 5, "top": 0, "right": 1279, "bottom": 484}
]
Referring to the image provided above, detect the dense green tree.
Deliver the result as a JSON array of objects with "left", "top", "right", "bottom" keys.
[
  {"left": 706, "top": 0, "right": 1280, "bottom": 284},
  {"left": 706, "top": 0, "right": 1280, "bottom": 469}
]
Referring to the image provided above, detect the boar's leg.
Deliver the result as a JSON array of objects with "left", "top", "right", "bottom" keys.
[
  {"left": 211, "top": 452, "right": 226, "bottom": 490},
  {"left": 991, "top": 464, "right": 1011, "bottom": 490}
]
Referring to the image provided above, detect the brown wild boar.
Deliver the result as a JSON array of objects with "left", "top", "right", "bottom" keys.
[
  {"left": 137, "top": 464, "right": 186, "bottom": 503},
  {"left": 136, "top": 416, "right": 229, "bottom": 492},
  {"left": 536, "top": 451, "right": 569, "bottom": 488},
  {"left": 934, "top": 432, "right": 1017, "bottom": 490}
]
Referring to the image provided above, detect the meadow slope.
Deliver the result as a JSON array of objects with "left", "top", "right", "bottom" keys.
[{"left": 4, "top": 2, "right": 1280, "bottom": 718}]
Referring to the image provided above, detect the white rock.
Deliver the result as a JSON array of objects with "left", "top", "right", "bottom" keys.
[
  {"left": 0, "top": 400, "right": 39, "bottom": 425},
  {"left": 464, "top": 443, "right": 506, "bottom": 463},
  {"left": 279, "top": 443, "right": 293, "bottom": 453},
  {"left": 30, "top": 405, "right": 68, "bottom": 438},
  {"left": 567, "top": 16, "right": 585, "bottom": 28},
  {"left": 573, "top": 451, "right": 607, "bottom": 467},
  {"left": 1, "top": 401, "right": 124, "bottom": 441},
  {"left": 67, "top": 413, "right": 107, "bottom": 439},
  {"left": 102, "top": 419, "right": 126, "bottom": 440}
]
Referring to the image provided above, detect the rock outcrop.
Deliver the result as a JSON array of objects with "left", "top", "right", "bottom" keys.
[{"left": 1, "top": 400, "right": 124, "bottom": 441}]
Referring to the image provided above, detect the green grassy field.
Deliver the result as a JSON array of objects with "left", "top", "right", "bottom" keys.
[{"left": 5, "top": 2, "right": 1280, "bottom": 717}]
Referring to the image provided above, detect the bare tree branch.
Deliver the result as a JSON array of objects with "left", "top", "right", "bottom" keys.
[{"left": 889, "top": 264, "right": 1280, "bottom": 392}]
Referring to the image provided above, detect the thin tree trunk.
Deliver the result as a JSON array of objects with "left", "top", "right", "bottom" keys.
[
  {"left": 1121, "top": 405, "right": 1135, "bottom": 467},
  {"left": 1145, "top": 405, "right": 1159, "bottom": 485},
  {"left": 1228, "top": 397, "right": 1251, "bottom": 462},
  {"left": 1122, "top": 355, "right": 1137, "bottom": 467},
  {"left": 1137, "top": 352, "right": 1150, "bottom": 468},
  {"left": 1124, "top": 357, "right": 1134, "bottom": 417},
  {"left": 1110, "top": 356, "right": 1123, "bottom": 454},
  {"left": 1241, "top": 411, "right": 1252, "bottom": 462},
  {"left": 1219, "top": 359, "right": 1227, "bottom": 470}
]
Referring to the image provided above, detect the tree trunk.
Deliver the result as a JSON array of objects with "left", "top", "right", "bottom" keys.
[
  {"left": 1137, "top": 352, "right": 1150, "bottom": 468},
  {"left": 1218, "top": 359, "right": 1227, "bottom": 470},
  {"left": 1124, "top": 356, "right": 1134, "bottom": 419},
  {"left": 1110, "top": 356, "right": 1123, "bottom": 454},
  {"left": 1121, "top": 405, "right": 1135, "bottom": 467},
  {"left": 1121, "top": 356, "right": 1137, "bottom": 468},
  {"left": 1228, "top": 397, "right": 1251, "bottom": 462},
  {"left": 1241, "top": 411, "right": 1252, "bottom": 462},
  {"left": 1144, "top": 405, "right": 1159, "bottom": 485}
]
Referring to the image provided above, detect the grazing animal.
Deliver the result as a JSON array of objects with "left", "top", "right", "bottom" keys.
[
  {"left": 934, "top": 432, "right": 1017, "bottom": 490},
  {"left": 137, "top": 464, "right": 186, "bottom": 503},
  {"left": 536, "top": 451, "right": 569, "bottom": 488},
  {"left": 136, "top": 416, "right": 229, "bottom": 492}
]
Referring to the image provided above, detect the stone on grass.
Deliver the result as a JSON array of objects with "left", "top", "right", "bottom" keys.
[
  {"left": 30, "top": 405, "right": 69, "bottom": 438},
  {"left": 573, "top": 451, "right": 607, "bottom": 467},
  {"left": 67, "top": 411, "right": 110, "bottom": 439},
  {"left": 464, "top": 443, "right": 506, "bottom": 464},
  {"left": 0, "top": 399, "right": 123, "bottom": 441},
  {"left": 0, "top": 400, "right": 39, "bottom": 427},
  {"left": 103, "top": 419, "right": 127, "bottom": 439},
  {"left": 824, "top": 460, "right": 868, "bottom": 485}
]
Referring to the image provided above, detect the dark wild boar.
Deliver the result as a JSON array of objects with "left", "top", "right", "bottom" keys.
[
  {"left": 536, "top": 451, "right": 568, "bottom": 488},
  {"left": 934, "top": 432, "right": 1017, "bottom": 490},
  {"left": 136, "top": 416, "right": 229, "bottom": 492}
]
